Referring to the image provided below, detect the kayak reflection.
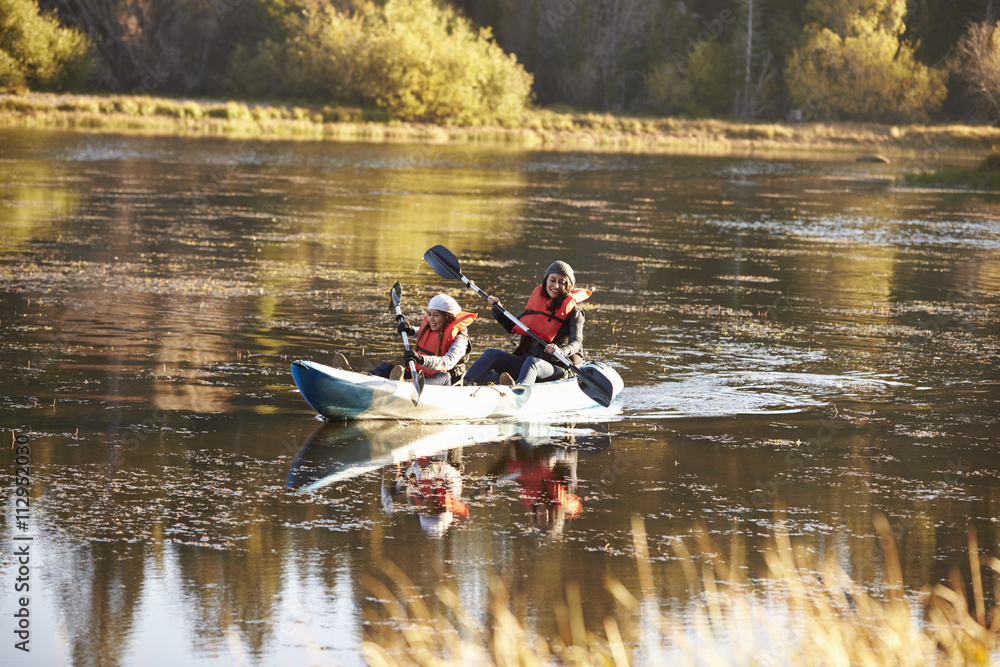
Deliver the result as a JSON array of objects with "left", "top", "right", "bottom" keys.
[
  {"left": 287, "top": 421, "right": 560, "bottom": 493},
  {"left": 287, "top": 420, "right": 611, "bottom": 536}
]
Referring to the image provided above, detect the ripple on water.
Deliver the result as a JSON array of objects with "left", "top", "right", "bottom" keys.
[{"left": 619, "top": 371, "right": 906, "bottom": 418}]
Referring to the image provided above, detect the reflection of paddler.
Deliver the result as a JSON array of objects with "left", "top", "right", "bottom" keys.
[
  {"left": 382, "top": 454, "right": 469, "bottom": 537},
  {"left": 502, "top": 443, "right": 581, "bottom": 534},
  {"left": 407, "top": 459, "right": 470, "bottom": 518}
]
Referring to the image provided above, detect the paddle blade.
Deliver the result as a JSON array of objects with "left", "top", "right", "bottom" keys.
[
  {"left": 389, "top": 281, "right": 402, "bottom": 312},
  {"left": 573, "top": 364, "right": 617, "bottom": 408},
  {"left": 411, "top": 369, "right": 425, "bottom": 406},
  {"left": 423, "top": 245, "right": 463, "bottom": 280}
]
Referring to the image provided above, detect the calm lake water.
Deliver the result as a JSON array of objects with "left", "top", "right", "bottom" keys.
[{"left": 1, "top": 128, "right": 998, "bottom": 666}]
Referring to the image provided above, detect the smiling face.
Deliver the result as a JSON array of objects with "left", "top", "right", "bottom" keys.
[
  {"left": 545, "top": 273, "right": 571, "bottom": 299},
  {"left": 425, "top": 309, "right": 447, "bottom": 331}
]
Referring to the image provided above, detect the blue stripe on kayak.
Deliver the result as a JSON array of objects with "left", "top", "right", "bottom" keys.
[{"left": 291, "top": 361, "right": 375, "bottom": 419}]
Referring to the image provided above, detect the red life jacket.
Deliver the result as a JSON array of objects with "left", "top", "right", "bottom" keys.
[
  {"left": 413, "top": 478, "right": 469, "bottom": 517},
  {"left": 413, "top": 311, "right": 476, "bottom": 377},
  {"left": 512, "top": 284, "right": 591, "bottom": 342},
  {"left": 515, "top": 463, "right": 581, "bottom": 519}
]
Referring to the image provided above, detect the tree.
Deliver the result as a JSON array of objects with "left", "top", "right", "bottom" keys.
[
  {"left": 0, "top": 0, "right": 93, "bottom": 90},
  {"left": 955, "top": 20, "right": 1000, "bottom": 122},
  {"left": 732, "top": 0, "right": 778, "bottom": 119},
  {"left": 784, "top": 0, "right": 947, "bottom": 123},
  {"left": 228, "top": 0, "right": 533, "bottom": 125}
]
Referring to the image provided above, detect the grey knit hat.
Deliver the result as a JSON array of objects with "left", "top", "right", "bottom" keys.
[{"left": 544, "top": 261, "right": 575, "bottom": 288}]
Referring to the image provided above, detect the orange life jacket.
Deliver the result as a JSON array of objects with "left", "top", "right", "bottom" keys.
[
  {"left": 413, "top": 311, "right": 476, "bottom": 378},
  {"left": 512, "top": 284, "right": 591, "bottom": 343}
]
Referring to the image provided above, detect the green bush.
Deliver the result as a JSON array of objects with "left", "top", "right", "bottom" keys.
[
  {"left": 785, "top": 0, "right": 946, "bottom": 123},
  {"left": 0, "top": 94, "right": 30, "bottom": 111},
  {"left": 115, "top": 97, "right": 139, "bottom": 115},
  {"left": 647, "top": 60, "right": 693, "bottom": 116},
  {"left": 321, "top": 105, "right": 363, "bottom": 122},
  {"left": 223, "top": 101, "right": 252, "bottom": 121},
  {"left": 647, "top": 40, "right": 736, "bottom": 118},
  {"left": 153, "top": 100, "right": 184, "bottom": 117},
  {"left": 0, "top": 47, "right": 21, "bottom": 87},
  {"left": 684, "top": 41, "right": 738, "bottom": 117},
  {"left": 181, "top": 100, "right": 203, "bottom": 120},
  {"left": 0, "top": 0, "right": 93, "bottom": 91},
  {"left": 978, "top": 150, "right": 1000, "bottom": 172},
  {"left": 228, "top": 0, "right": 533, "bottom": 126}
]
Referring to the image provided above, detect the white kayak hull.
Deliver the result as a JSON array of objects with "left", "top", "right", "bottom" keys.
[{"left": 290, "top": 359, "right": 623, "bottom": 421}]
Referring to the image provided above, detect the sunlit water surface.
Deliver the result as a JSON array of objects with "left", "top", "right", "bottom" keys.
[{"left": 1, "top": 129, "right": 998, "bottom": 665}]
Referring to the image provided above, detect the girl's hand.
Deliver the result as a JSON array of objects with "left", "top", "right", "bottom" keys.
[{"left": 487, "top": 296, "right": 502, "bottom": 308}]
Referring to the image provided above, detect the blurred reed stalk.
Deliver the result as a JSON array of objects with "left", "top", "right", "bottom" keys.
[{"left": 360, "top": 513, "right": 999, "bottom": 666}]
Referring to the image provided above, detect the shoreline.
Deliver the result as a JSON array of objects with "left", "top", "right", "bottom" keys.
[{"left": 3, "top": 91, "right": 999, "bottom": 159}]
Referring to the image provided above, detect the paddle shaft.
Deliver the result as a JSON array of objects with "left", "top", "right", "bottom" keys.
[
  {"left": 458, "top": 275, "right": 577, "bottom": 370},
  {"left": 391, "top": 308, "right": 421, "bottom": 383},
  {"left": 388, "top": 281, "right": 424, "bottom": 401}
]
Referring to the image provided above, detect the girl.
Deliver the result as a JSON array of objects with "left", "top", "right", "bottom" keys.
[
  {"left": 367, "top": 294, "right": 475, "bottom": 386},
  {"left": 463, "top": 261, "right": 588, "bottom": 386}
]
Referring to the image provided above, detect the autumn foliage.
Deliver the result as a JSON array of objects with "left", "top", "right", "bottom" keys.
[
  {"left": 0, "top": 0, "right": 92, "bottom": 91},
  {"left": 227, "top": 0, "right": 533, "bottom": 126},
  {"left": 4, "top": 0, "right": 1000, "bottom": 125},
  {"left": 784, "top": 0, "right": 947, "bottom": 123}
]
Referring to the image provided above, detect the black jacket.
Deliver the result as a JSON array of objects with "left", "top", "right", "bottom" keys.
[{"left": 493, "top": 304, "right": 585, "bottom": 365}]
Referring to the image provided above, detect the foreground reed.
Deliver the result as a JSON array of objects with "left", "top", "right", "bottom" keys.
[{"left": 360, "top": 514, "right": 999, "bottom": 666}]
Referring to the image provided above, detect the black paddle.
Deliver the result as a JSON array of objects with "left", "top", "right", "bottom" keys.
[
  {"left": 389, "top": 281, "right": 425, "bottom": 404},
  {"left": 422, "top": 245, "right": 616, "bottom": 407}
]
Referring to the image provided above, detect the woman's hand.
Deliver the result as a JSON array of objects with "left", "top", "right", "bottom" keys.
[
  {"left": 487, "top": 296, "right": 502, "bottom": 309},
  {"left": 544, "top": 343, "right": 558, "bottom": 355}
]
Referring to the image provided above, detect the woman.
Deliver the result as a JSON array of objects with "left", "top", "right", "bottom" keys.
[
  {"left": 365, "top": 294, "right": 476, "bottom": 386},
  {"left": 463, "top": 261, "right": 589, "bottom": 386}
]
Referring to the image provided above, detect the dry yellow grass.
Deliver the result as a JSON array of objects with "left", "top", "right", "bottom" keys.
[
  {"left": 4, "top": 92, "right": 1000, "bottom": 156},
  {"left": 360, "top": 513, "right": 998, "bottom": 666}
]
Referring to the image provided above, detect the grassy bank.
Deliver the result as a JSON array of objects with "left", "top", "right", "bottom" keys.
[
  {"left": 3, "top": 91, "right": 1000, "bottom": 157},
  {"left": 904, "top": 150, "right": 1000, "bottom": 189}
]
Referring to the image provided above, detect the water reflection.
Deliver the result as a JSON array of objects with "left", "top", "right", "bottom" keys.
[
  {"left": 288, "top": 420, "right": 612, "bottom": 539},
  {"left": 286, "top": 421, "right": 532, "bottom": 492},
  {"left": 382, "top": 452, "right": 470, "bottom": 537},
  {"left": 486, "top": 434, "right": 592, "bottom": 535},
  {"left": 2, "top": 129, "right": 999, "bottom": 665}
]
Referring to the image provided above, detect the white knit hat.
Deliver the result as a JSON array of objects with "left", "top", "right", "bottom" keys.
[{"left": 427, "top": 294, "right": 461, "bottom": 315}]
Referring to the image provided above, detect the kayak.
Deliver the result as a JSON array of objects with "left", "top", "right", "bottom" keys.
[
  {"left": 286, "top": 420, "right": 605, "bottom": 493},
  {"left": 290, "top": 359, "right": 624, "bottom": 421}
]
